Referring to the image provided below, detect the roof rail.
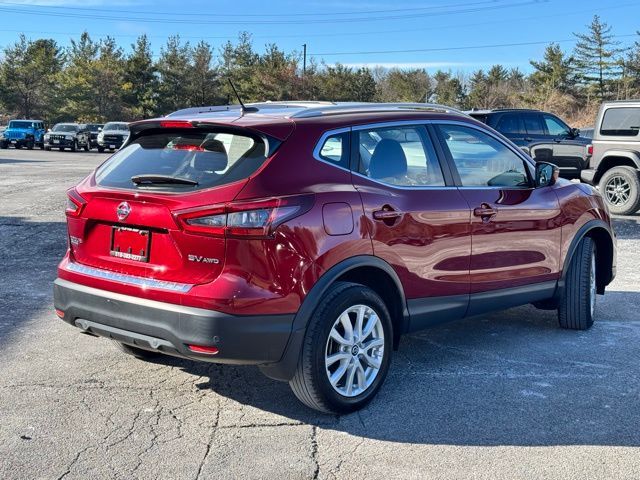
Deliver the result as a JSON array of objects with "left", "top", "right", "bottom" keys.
[
  {"left": 166, "top": 101, "right": 466, "bottom": 119},
  {"left": 289, "top": 102, "right": 466, "bottom": 118}
]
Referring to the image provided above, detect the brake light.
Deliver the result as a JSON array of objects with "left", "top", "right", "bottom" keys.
[
  {"left": 160, "top": 120, "right": 194, "bottom": 129},
  {"left": 172, "top": 144, "right": 204, "bottom": 151},
  {"left": 587, "top": 144, "right": 594, "bottom": 156},
  {"left": 65, "top": 188, "right": 86, "bottom": 217},
  {"left": 176, "top": 195, "right": 314, "bottom": 238}
]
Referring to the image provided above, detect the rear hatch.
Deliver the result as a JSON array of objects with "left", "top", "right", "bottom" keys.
[{"left": 67, "top": 124, "right": 277, "bottom": 286}]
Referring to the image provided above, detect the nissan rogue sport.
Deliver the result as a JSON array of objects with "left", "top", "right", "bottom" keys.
[{"left": 53, "top": 102, "right": 616, "bottom": 413}]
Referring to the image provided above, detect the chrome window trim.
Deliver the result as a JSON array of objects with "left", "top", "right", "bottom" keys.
[
  {"left": 311, "top": 118, "right": 536, "bottom": 189},
  {"left": 66, "top": 262, "right": 193, "bottom": 293},
  {"left": 312, "top": 127, "right": 352, "bottom": 173}
]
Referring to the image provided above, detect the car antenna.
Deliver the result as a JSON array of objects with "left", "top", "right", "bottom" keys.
[{"left": 227, "top": 79, "right": 258, "bottom": 115}]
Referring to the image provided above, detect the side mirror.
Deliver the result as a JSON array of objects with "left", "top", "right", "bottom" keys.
[
  {"left": 98, "top": 127, "right": 103, "bottom": 132},
  {"left": 569, "top": 127, "right": 580, "bottom": 138},
  {"left": 535, "top": 162, "right": 559, "bottom": 188}
]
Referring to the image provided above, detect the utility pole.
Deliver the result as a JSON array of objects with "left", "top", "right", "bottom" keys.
[{"left": 302, "top": 43, "right": 307, "bottom": 98}]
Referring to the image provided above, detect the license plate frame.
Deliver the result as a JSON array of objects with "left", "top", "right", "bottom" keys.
[
  {"left": 110, "top": 226, "right": 151, "bottom": 262},
  {"left": 109, "top": 144, "right": 116, "bottom": 149},
  {"left": 53, "top": 139, "right": 59, "bottom": 144}
]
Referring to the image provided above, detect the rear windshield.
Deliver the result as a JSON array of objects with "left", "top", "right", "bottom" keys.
[
  {"left": 8, "top": 121, "right": 34, "bottom": 129},
  {"left": 95, "top": 130, "right": 269, "bottom": 191}
]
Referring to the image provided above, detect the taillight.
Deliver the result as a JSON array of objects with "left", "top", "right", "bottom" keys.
[
  {"left": 176, "top": 195, "right": 314, "bottom": 238},
  {"left": 587, "top": 144, "right": 594, "bottom": 156},
  {"left": 65, "top": 188, "right": 86, "bottom": 217}
]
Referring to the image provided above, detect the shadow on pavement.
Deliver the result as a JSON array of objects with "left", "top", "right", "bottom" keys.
[
  {"left": 160, "top": 292, "right": 640, "bottom": 447},
  {"left": 0, "top": 216, "right": 67, "bottom": 348}
]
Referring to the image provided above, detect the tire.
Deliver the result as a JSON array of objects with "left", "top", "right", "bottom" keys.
[
  {"left": 289, "top": 282, "right": 393, "bottom": 414},
  {"left": 39, "top": 143, "right": 44, "bottom": 150},
  {"left": 27, "top": 141, "right": 34, "bottom": 150},
  {"left": 599, "top": 166, "right": 640, "bottom": 215},
  {"left": 45, "top": 146, "right": 51, "bottom": 151},
  {"left": 83, "top": 143, "right": 90, "bottom": 152},
  {"left": 112, "top": 341, "right": 161, "bottom": 361},
  {"left": 0, "top": 142, "right": 7, "bottom": 149},
  {"left": 15, "top": 143, "right": 21, "bottom": 149},
  {"left": 558, "top": 236, "right": 597, "bottom": 330},
  {"left": 70, "top": 140, "right": 77, "bottom": 152},
  {"left": 97, "top": 146, "right": 105, "bottom": 153}
]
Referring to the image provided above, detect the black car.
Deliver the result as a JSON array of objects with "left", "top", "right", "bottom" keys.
[
  {"left": 44, "top": 123, "right": 91, "bottom": 152},
  {"left": 467, "top": 109, "right": 592, "bottom": 179},
  {"left": 83, "top": 123, "right": 104, "bottom": 150}
]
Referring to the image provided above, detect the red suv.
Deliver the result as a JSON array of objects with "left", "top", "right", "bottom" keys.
[{"left": 54, "top": 102, "right": 616, "bottom": 413}]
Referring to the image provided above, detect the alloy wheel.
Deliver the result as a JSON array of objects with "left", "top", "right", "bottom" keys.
[
  {"left": 324, "top": 304, "right": 385, "bottom": 397},
  {"left": 605, "top": 175, "right": 631, "bottom": 206}
]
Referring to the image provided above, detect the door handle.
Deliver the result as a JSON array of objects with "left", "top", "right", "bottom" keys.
[
  {"left": 373, "top": 207, "right": 403, "bottom": 221},
  {"left": 524, "top": 137, "right": 532, "bottom": 142},
  {"left": 473, "top": 204, "right": 498, "bottom": 220}
]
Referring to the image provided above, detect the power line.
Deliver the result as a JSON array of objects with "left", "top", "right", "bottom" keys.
[
  {"left": 1, "top": 1, "right": 636, "bottom": 43},
  {"left": 0, "top": 1, "right": 543, "bottom": 26},
  {"left": 310, "top": 34, "right": 639, "bottom": 57},
  {"left": 0, "top": 0, "right": 514, "bottom": 18}
]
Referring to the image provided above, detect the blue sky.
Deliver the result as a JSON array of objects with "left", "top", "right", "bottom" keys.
[{"left": 1, "top": 0, "right": 639, "bottom": 73}]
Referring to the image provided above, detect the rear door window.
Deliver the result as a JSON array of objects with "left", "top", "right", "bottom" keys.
[
  {"left": 600, "top": 107, "right": 640, "bottom": 136},
  {"left": 95, "top": 129, "right": 269, "bottom": 191},
  {"left": 356, "top": 125, "right": 445, "bottom": 187},
  {"left": 522, "top": 113, "right": 545, "bottom": 135},
  {"left": 496, "top": 114, "right": 524, "bottom": 135}
]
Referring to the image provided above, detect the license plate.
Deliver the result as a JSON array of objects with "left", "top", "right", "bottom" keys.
[
  {"left": 109, "top": 144, "right": 116, "bottom": 149},
  {"left": 10, "top": 140, "right": 16, "bottom": 144},
  {"left": 110, "top": 226, "right": 151, "bottom": 262},
  {"left": 53, "top": 140, "right": 59, "bottom": 144}
]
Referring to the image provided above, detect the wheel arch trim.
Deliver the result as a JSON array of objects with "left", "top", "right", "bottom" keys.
[{"left": 259, "top": 255, "right": 408, "bottom": 381}]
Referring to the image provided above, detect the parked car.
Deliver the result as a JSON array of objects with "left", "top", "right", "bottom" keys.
[
  {"left": 53, "top": 102, "right": 616, "bottom": 413},
  {"left": 0, "top": 119, "right": 45, "bottom": 149},
  {"left": 97, "top": 122, "right": 129, "bottom": 152},
  {"left": 84, "top": 123, "right": 104, "bottom": 150},
  {"left": 581, "top": 101, "right": 640, "bottom": 215},
  {"left": 467, "top": 108, "right": 592, "bottom": 179},
  {"left": 44, "top": 123, "right": 91, "bottom": 152}
]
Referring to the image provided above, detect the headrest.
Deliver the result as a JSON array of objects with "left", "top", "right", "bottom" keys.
[
  {"left": 369, "top": 139, "right": 408, "bottom": 179},
  {"left": 193, "top": 139, "right": 228, "bottom": 172}
]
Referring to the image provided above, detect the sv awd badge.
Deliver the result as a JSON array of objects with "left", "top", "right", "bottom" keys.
[{"left": 188, "top": 254, "right": 220, "bottom": 264}]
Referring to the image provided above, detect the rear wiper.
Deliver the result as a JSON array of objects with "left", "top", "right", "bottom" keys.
[{"left": 131, "top": 174, "right": 198, "bottom": 186}]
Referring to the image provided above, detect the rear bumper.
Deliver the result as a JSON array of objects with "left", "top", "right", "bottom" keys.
[
  {"left": 580, "top": 168, "right": 596, "bottom": 185},
  {"left": 53, "top": 278, "right": 295, "bottom": 365}
]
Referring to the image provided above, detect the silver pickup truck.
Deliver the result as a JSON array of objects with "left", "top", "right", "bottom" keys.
[{"left": 581, "top": 100, "right": 640, "bottom": 215}]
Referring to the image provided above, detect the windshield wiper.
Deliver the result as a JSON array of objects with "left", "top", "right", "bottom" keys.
[{"left": 131, "top": 174, "right": 198, "bottom": 186}]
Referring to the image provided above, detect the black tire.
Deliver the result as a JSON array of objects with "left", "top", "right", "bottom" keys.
[
  {"left": 39, "top": 143, "right": 44, "bottom": 150},
  {"left": 45, "top": 146, "right": 51, "bottom": 151},
  {"left": 97, "top": 146, "right": 105, "bottom": 153},
  {"left": 15, "top": 143, "right": 21, "bottom": 149},
  {"left": 289, "top": 282, "right": 393, "bottom": 414},
  {"left": 70, "top": 140, "right": 77, "bottom": 152},
  {"left": 59, "top": 147, "right": 64, "bottom": 151},
  {"left": 112, "top": 341, "right": 161, "bottom": 361},
  {"left": 0, "top": 142, "right": 7, "bottom": 149},
  {"left": 598, "top": 166, "right": 640, "bottom": 216},
  {"left": 27, "top": 141, "right": 34, "bottom": 150},
  {"left": 83, "top": 143, "right": 90, "bottom": 152},
  {"left": 558, "top": 236, "right": 597, "bottom": 330}
]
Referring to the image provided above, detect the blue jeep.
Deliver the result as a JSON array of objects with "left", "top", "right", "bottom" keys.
[{"left": 1, "top": 119, "right": 46, "bottom": 150}]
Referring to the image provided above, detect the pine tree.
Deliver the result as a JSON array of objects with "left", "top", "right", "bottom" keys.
[
  {"left": 58, "top": 32, "right": 100, "bottom": 121},
  {"left": 573, "top": 15, "right": 627, "bottom": 100},
  {"left": 156, "top": 36, "right": 193, "bottom": 114},
  {"left": 123, "top": 35, "right": 158, "bottom": 119}
]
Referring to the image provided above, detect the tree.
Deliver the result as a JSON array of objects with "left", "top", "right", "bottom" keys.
[
  {"left": 0, "top": 35, "right": 63, "bottom": 119},
  {"left": 375, "top": 68, "right": 432, "bottom": 102},
  {"left": 431, "top": 70, "right": 465, "bottom": 106},
  {"left": 530, "top": 43, "right": 574, "bottom": 95},
  {"left": 190, "top": 41, "right": 222, "bottom": 106},
  {"left": 123, "top": 35, "right": 158, "bottom": 119},
  {"left": 93, "top": 37, "right": 126, "bottom": 121},
  {"left": 58, "top": 32, "right": 100, "bottom": 121},
  {"left": 573, "top": 15, "right": 627, "bottom": 100},
  {"left": 316, "top": 64, "right": 376, "bottom": 102},
  {"left": 156, "top": 36, "right": 193, "bottom": 114},
  {"left": 219, "top": 32, "right": 259, "bottom": 102}
]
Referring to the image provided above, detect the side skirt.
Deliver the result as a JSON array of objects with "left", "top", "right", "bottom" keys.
[{"left": 407, "top": 280, "right": 558, "bottom": 332}]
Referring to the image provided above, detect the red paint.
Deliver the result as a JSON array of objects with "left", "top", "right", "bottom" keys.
[{"left": 57, "top": 108, "right": 615, "bottom": 319}]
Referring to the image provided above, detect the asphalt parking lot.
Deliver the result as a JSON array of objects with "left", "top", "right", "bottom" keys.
[{"left": 1, "top": 148, "right": 639, "bottom": 480}]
